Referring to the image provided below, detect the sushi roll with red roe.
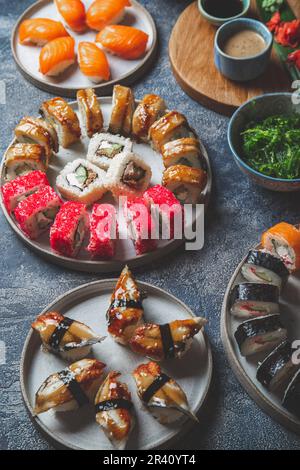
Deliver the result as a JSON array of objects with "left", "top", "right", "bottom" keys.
[
  {"left": 143, "top": 184, "right": 183, "bottom": 239},
  {"left": 50, "top": 201, "right": 89, "bottom": 258},
  {"left": 87, "top": 203, "right": 118, "bottom": 259},
  {"left": 1, "top": 170, "right": 49, "bottom": 213},
  {"left": 14, "top": 186, "right": 62, "bottom": 239},
  {"left": 125, "top": 197, "right": 157, "bottom": 255}
]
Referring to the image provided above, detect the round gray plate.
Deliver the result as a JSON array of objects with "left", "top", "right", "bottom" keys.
[
  {"left": 0, "top": 96, "right": 212, "bottom": 273},
  {"left": 20, "top": 279, "right": 213, "bottom": 450},
  {"left": 11, "top": 0, "right": 157, "bottom": 97},
  {"left": 221, "top": 242, "right": 300, "bottom": 435}
]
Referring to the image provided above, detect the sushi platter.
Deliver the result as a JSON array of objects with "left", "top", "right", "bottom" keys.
[
  {"left": 0, "top": 88, "right": 211, "bottom": 272},
  {"left": 12, "top": 0, "right": 157, "bottom": 97},
  {"left": 221, "top": 222, "right": 300, "bottom": 434},
  {"left": 20, "top": 273, "right": 212, "bottom": 450}
]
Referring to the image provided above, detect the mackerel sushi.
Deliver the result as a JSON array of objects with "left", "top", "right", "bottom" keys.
[
  {"left": 14, "top": 186, "right": 62, "bottom": 239},
  {"left": 4, "top": 143, "right": 47, "bottom": 181},
  {"left": 256, "top": 341, "right": 300, "bottom": 392},
  {"left": 87, "top": 204, "right": 118, "bottom": 259},
  {"left": 1, "top": 170, "right": 49, "bottom": 213},
  {"left": 50, "top": 202, "right": 89, "bottom": 258},
  {"left": 34, "top": 358, "right": 106, "bottom": 415},
  {"left": 56, "top": 158, "right": 106, "bottom": 205},
  {"left": 234, "top": 314, "right": 287, "bottom": 357},
  {"left": 106, "top": 152, "right": 152, "bottom": 201},
  {"left": 125, "top": 198, "right": 157, "bottom": 255},
  {"left": 87, "top": 132, "right": 132, "bottom": 170},
  {"left": 230, "top": 283, "right": 279, "bottom": 319},
  {"left": 242, "top": 250, "right": 289, "bottom": 288},
  {"left": 32, "top": 311, "right": 105, "bottom": 361},
  {"left": 143, "top": 184, "right": 183, "bottom": 239},
  {"left": 133, "top": 361, "right": 198, "bottom": 424},
  {"left": 283, "top": 369, "right": 300, "bottom": 418}
]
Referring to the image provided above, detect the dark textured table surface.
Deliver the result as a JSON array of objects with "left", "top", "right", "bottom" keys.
[{"left": 1, "top": 0, "right": 300, "bottom": 450}]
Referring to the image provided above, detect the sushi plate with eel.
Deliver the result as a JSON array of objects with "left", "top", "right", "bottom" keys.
[
  {"left": 20, "top": 277, "right": 212, "bottom": 450},
  {"left": 221, "top": 228, "right": 300, "bottom": 435},
  {"left": 11, "top": 0, "right": 157, "bottom": 97},
  {"left": 0, "top": 94, "right": 212, "bottom": 272}
]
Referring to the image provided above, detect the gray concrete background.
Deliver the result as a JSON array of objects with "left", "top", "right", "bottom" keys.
[{"left": 0, "top": 0, "right": 299, "bottom": 450}]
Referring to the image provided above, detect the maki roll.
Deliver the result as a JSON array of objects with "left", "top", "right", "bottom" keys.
[
  {"left": 143, "top": 184, "right": 183, "bottom": 239},
  {"left": 132, "top": 94, "right": 166, "bottom": 142},
  {"left": 14, "top": 186, "right": 62, "bottom": 239},
  {"left": 230, "top": 283, "right": 279, "bottom": 319},
  {"left": 1, "top": 170, "right": 49, "bottom": 213},
  {"left": 106, "top": 152, "right": 152, "bottom": 200},
  {"left": 4, "top": 143, "right": 47, "bottom": 181},
  {"left": 87, "top": 203, "right": 118, "bottom": 259},
  {"left": 133, "top": 361, "right": 198, "bottom": 424},
  {"left": 161, "top": 137, "right": 204, "bottom": 169},
  {"left": 234, "top": 314, "right": 287, "bottom": 357},
  {"left": 50, "top": 201, "right": 89, "bottom": 258},
  {"left": 149, "top": 111, "right": 194, "bottom": 152},
  {"left": 256, "top": 341, "right": 299, "bottom": 392},
  {"left": 162, "top": 165, "right": 207, "bottom": 204},
  {"left": 129, "top": 318, "right": 207, "bottom": 361},
  {"left": 241, "top": 250, "right": 289, "bottom": 288},
  {"left": 77, "top": 88, "right": 103, "bottom": 138},
  {"left": 108, "top": 85, "right": 135, "bottom": 137},
  {"left": 40, "top": 97, "right": 81, "bottom": 148},
  {"left": 95, "top": 371, "right": 134, "bottom": 450},
  {"left": 34, "top": 358, "right": 106, "bottom": 415},
  {"left": 56, "top": 158, "right": 106, "bottom": 205},
  {"left": 15, "top": 116, "right": 58, "bottom": 161},
  {"left": 283, "top": 369, "right": 300, "bottom": 418},
  {"left": 32, "top": 311, "right": 105, "bottom": 361},
  {"left": 106, "top": 265, "right": 144, "bottom": 345},
  {"left": 261, "top": 222, "right": 300, "bottom": 272},
  {"left": 125, "top": 198, "right": 157, "bottom": 255},
  {"left": 87, "top": 132, "right": 132, "bottom": 170}
]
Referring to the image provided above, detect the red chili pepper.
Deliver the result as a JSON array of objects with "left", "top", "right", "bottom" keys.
[
  {"left": 287, "top": 49, "right": 300, "bottom": 69},
  {"left": 275, "top": 19, "right": 300, "bottom": 48},
  {"left": 267, "top": 11, "right": 281, "bottom": 33},
  {"left": 266, "top": 11, "right": 300, "bottom": 48}
]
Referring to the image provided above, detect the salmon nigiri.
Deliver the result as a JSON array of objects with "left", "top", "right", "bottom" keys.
[
  {"left": 96, "top": 25, "right": 148, "bottom": 60},
  {"left": 19, "top": 18, "right": 69, "bottom": 46},
  {"left": 39, "top": 36, "right": 75, "bottom": 76},
  {"left": 55, "top": 0, "right": 86, "bottom": 33},
  {"left": 86, "top": 0, "right": 131, "bottom": 31},
  {"left": 78, "top": 42, "right": 110, "bottom": 83},
  {"left": 261, "top": 222, "right": 300, "bottom": 272}
]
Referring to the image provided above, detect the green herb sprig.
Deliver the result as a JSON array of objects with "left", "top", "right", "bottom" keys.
[
  {"left": 241, "top": 114, "right": 300, "bottom": 179},
  {"left": 262, "top": 0, "right": 284, "bottom": 13}
]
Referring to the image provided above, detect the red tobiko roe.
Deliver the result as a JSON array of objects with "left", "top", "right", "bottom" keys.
[
  {"left": 267, "top": 11, "right": 300, "bottom": 48},
  {"left": 288, "top": 50, "right": 300, "bottom": 70}
]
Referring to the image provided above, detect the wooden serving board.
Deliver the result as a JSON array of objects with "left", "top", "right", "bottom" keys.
[{"left": 169, "top": 1, "right": 291, "bottom": 116}]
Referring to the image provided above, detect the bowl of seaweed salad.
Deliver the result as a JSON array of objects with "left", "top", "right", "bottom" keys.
[{"left": 228, "top": 93, "right": 300, "bottom": 191}]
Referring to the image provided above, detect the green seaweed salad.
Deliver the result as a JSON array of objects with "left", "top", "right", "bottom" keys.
[{"left": 241, "top": 113, "right": 300, "bottom": 179}]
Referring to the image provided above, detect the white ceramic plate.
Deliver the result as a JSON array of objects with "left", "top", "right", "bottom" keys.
[
  {"left": 12, "top": 0, "right": 157, "bottom": 97},
  {"left": 221, "top": 242, "right": 300, "bottom": 434},
  {"left": 0, "top": 96, "right": 211, "bottom": 272},
  {"left": 20, "top": 279, "right": 213, "bottom": 450}
]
